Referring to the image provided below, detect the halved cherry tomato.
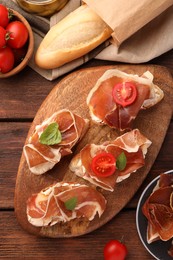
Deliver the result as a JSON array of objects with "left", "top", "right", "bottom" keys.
[
  {"left": 104, "top": 240, "right": 128, "bottom": 260},
  {"left": 91, "top": 152, "right": 116, "bottom": 177},
  {"left": 112, "top": 82, "right": 137, "bottom": 107}
]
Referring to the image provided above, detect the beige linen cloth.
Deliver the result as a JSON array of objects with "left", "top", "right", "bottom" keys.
[{"left": 3, "top": 0, "right": 173, "bottom": 80}]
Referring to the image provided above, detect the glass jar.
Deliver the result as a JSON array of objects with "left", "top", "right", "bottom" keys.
[{"left": 16, "top": 0, "right": 69, "bottom": 17}]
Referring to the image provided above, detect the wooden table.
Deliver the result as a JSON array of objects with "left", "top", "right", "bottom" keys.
[{"left": 1, "top": 49, "right": 173, "bottom": 259}]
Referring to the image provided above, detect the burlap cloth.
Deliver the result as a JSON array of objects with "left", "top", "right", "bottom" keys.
[{"left": 2, "top": 0, "right": 173, "bottom": 80}]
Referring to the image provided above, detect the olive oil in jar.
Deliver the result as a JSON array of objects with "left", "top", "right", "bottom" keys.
[{"left": 16, "top": 0, "right": 69, "bottom": 16}]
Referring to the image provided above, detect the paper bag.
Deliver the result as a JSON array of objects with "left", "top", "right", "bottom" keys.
[{"left": 83, "top": 0, "right": 173, "bottom": 45}]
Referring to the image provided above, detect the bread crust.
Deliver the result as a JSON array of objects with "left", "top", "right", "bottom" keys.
[{"left": 35, "top": 5, "right": 113, "bottom": 69}]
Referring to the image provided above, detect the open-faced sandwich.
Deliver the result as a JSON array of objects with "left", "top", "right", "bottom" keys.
[
  {"left": 27, "top": 181, "right": 106, "bottom": 227},
  {"left": 87, "top": 69, "right": 164, "bottom": 131},
  {"left": 24, "top": 109, "right": 89, "bottom": 175},
  {"left": 142, "top": 172, "right": 173, "bottom": 258},
  {"left": 70, "top": 129, "right": 151, "bottom": 191}
]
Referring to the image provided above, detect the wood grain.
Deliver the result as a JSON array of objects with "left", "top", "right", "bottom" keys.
[
  {"left": 0, "top": 210, "right": 154, "bottom": 260},
  {"left": 14, "top": 65, "right": 173, "bottom": 238}
]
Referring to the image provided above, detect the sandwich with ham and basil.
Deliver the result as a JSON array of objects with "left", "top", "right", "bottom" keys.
[
  {"left": 24, "top": 109, "right": 89, "bottom": 175},
  {"left": 27, "top": 181, "right": 106, "bottom": 227},
  {"left": 69, "top": 129, "right": 151, "bottom": 191}
]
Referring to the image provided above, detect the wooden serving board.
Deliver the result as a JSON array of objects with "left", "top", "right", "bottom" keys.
[{"left": 14, "top": 65, "right": 173, "bottom": 238}]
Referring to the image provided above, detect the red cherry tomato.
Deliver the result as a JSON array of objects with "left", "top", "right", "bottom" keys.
[
  {"left": 0, "top": 26, "right": 8, "bottom": 48},
  {"left": 91, "top": 152, "right": 116, "bottom": 177},
  {"left": 112, "top": 82, "right": 137, "bottom": 107},
  {"left": 104, "top": 240, "right": 128, "bottom": 260},
  {"left": 6, "top": 21, "right": 28, "bottom": 49},
  {"left": 0, "top": 4, "right": 10, "bottom": 28},
  {"left": 0, "top": 46, "right": 14, "bottom": 73}
]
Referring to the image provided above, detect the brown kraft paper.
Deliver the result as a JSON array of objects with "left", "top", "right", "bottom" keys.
[{"left": 83, "top": 0, "right": 173, "bottom": 45}]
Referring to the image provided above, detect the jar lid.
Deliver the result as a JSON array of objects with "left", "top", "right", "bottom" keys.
[{"left": 16, "top": 0, "right": 69, "bottom": 17}]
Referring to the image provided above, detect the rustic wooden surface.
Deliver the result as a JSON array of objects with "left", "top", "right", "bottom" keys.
[{"left": 1, "top": 49, "right": 173, "bottom": 259}]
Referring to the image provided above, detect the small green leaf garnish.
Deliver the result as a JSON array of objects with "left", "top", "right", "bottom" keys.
[
  {"left": 116, "top": 152, "right": 127, "bottom": 171},
  {"left": 39, "top": 122, "right": 62, "bottom": 145},
  {"left": 64, "top": 197, "right": 77, "bottom": 211}
]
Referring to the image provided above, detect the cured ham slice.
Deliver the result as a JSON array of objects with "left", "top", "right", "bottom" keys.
[
  {"left": 27, "top": 182, "right": 106, "bottom": 227},
  {"left": 142, "top": 172, "right": 173, "bottom": 257},
  {"left": 87, "top": 69, "right": 164, "bottom": 131},
  {"left": 69, "top": 129, "right": 151, "bottom": 191},
  {"left": 24, "top": 109, "right": 89, "bottom": 175}
]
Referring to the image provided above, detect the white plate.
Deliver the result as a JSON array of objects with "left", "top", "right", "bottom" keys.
[{"left": 136, "top": 170, "right": 173, "bottom": 260}]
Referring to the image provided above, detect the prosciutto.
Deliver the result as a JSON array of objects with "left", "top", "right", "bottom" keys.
[
  {"left": 69, "top": 129, "right": 151, "bottom": 191},
  {"left": 87, "top": 69, "right": 164, "bottom": 131},
  {"left": 24, "top": 109, "right": 89, "bottom": 175},
  {"left": 27, "top": 182, "right": 106, "bottom": 227},
  {"left": 142, "top": 173, "right": 173, "bottom": 257}
]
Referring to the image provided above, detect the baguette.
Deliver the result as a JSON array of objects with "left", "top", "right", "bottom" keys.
[{"left": 35, "top": 4, "right": 113, "bottom": 69}]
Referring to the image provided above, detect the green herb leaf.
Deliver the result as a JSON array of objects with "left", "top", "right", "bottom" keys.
[
  {"left": 116, "top": 152, "right": 127, "bottom": 171},
  {"left": 64, "top": 197, "right": 77, "bottom": 211},
  {"left": 39, "top": 122, "right": 62, "bottom": 145}
]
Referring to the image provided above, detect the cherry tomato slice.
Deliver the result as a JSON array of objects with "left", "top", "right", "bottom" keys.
[
  {"left": 91, "top": 152, "right": 116, "bottom": 177},
  {"left": 112, "top": 82, "right": 137, "bottom": 107},
  {"left": 104, "top": 240, "right": 128, "bottom": 260}
]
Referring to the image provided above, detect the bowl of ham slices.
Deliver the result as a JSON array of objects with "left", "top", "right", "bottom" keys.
[{"left": 136, "top": 170, "right": 173, "bottom": 260}]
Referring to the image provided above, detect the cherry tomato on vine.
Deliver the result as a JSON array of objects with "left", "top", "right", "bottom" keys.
[
  {"left": 0, "top": 46, "right": 14, "bottom": 73},
  {"left": 112, "top": 82, "right": 137, "bottom": 107},
  {"left": 0, "top": 26, "right": 8, "bottom": 48},
  {"left": 0, "top": 4, "right": 10, "bottom": 28},
  {"left": 104, "top": 240, "right": 128, "bottom": 260},
  {"left": 91, "top": 152, "right": 116, "bottom": 177},
  {"left": 6, "top": 21, "right": 28, "bottom": 49}
]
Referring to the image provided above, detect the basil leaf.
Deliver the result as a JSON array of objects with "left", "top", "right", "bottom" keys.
[
  {"left": 64, "top": 197, "right": 77, "bottom": 211},
  {"left": 39, "top": 122, "right": 62, "bottom": 145},
  {"left": 116, "top": 152, "right": 127, "bottom": 171}
]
